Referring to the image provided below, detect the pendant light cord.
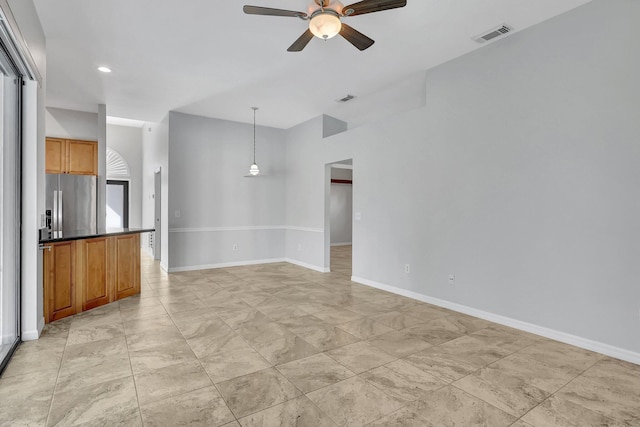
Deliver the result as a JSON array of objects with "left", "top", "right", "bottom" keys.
[{"left": 252, "top": 107, "right": 258, "bottom": 163}]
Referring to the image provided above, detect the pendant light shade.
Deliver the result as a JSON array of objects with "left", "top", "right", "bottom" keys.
[{"left": 249, "top": 107, "right": 259, "bottom": 176}]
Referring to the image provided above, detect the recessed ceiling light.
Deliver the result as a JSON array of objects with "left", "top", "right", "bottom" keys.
[{"left": 97, "top": 66, "right": 112, "bottom": 73}]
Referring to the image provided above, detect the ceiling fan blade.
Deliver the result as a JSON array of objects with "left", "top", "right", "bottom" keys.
[
  {"left": 342, "top": 0, "right": 406, "bottom": 16},
  {"left": 287, "top": 29, "right": 314, "bottom": 52},
  {"left": 339, "top": 23, "right": 375, "bottom": 51},
  {"left": 243, "top": 5, "right": 307, "bottom": 18}
]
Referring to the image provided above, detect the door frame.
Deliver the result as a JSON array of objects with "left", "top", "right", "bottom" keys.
[{"left": 106, "top": 179, "right": 129, "bottom": 228}]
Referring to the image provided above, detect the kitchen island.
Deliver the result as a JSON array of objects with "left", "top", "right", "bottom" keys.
[{"left": 40, "top": 228, "right": 154, "bottom": 323}]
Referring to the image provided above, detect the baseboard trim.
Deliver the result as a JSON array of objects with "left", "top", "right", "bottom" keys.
[
  {"left": 351, "top": 276, "right": 640, "bottom": 365},
  {"left": 160, "top": 262, "right": 168, "bottom": 273},
  {"left": 285, "top": 258, "right": 329, "bottom": 273},
  {"left": 22, "top": 316, "right": 45, "bottom": 341},
  {"left": 331, "top": 242, "right": 352, "bottom": 247},
  {"left": 168, "top": 258, "right": 287, "bottom": 273}
]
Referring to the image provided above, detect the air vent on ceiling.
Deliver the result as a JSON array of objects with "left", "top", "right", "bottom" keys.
[
  {"left": 474, "top": 24, "right": 513, "bottom": 43},
  {"left": 336, "top": 94, "right": 356, "bottom": 103}
]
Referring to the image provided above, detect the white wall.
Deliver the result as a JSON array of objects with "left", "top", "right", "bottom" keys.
[
  {"left": 167, "top": 111, "right": 286, "bottom": 271},
  {"left": 284, "top": 0, "right": 640, "bottom": 359},
  {"left": 107, "top": 124, "right": 143, "bottom": 228},
  {"left": 142, "top": 118, "right": 169, "bottom": 269},
  {"left": 45, "top": 107, "right": 98, "bottom": 140},
  {"left": 330, "top": 168, "right": 352, "bottom": 246}
]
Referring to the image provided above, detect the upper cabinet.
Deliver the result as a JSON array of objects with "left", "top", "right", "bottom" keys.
[{"left": 46, "top": 137, "right": 98, "bottom": 175}]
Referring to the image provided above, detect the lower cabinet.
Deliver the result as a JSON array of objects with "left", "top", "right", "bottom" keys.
[
  {"left": 44, "top": 241, "right": 77, "bottom": 322},
  {"left": 44, "top": 234, "right": 141, "bottom": 323}
]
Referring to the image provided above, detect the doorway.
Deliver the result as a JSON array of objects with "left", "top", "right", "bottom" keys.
[
  {"left": 106, "top": 180, "right": 129, "bottom": 228},
  {"left": 326, "top": 160, "right": 353, "bottom": 276},
  {"left": 0, "top": 38, "right": 23, "bottom": 373},
  {"left": 153, "top": 169, "right": 161, "bottom": 261}
]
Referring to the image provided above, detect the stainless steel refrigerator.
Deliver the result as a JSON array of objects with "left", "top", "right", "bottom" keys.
[{"left": 46, "top": 174, "right": 97, "bottom": 238}]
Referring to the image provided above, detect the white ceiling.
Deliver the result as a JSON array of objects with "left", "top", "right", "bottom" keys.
[{"left": 32, "top": 0, "right": 592, "bottom": 129}]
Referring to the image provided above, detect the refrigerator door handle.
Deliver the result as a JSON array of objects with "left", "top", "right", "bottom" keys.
[
  {"left": 58, "top": 190, "right": 63, "bottom": 233},
  {"left": 53, "top": 190, "right": 58, "bottom": 234}
]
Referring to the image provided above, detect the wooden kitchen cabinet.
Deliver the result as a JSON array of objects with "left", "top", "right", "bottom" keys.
[
  {"left": 78, "top": 237, "right": 110, "bottom": 311},
  {"left": 46, "top": 137, "right": 98, "bottom": 175},
  {"left": 43, "top": 233, "right": 144, "bottom": 323},
  {"left": 111, "top": 234, "right": 141, "bottom": 301},
  {"left": 44, "top": 241, "right": 78, "bottom": 323}
]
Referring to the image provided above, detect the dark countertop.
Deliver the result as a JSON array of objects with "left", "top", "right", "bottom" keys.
[{"left": 39, "top": 227, "right": 155, "bottom": 244}]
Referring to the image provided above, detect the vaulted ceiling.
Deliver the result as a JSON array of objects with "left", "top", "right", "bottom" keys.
[{"left": 33, "top": 0, "right": 592, "bottom": 129}]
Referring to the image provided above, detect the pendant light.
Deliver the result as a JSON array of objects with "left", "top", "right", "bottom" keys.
[{"left": 249, "top": 107, "right": 260, "bottom": 176}]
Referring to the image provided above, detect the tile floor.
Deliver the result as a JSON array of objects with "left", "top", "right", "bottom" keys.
[{"left": 1, "top": 246, "right": 639, "bottom": 426}]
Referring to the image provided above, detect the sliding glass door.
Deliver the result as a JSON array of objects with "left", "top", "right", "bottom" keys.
[{"left": 0, "top": 40, "right": 22, "bottom": 373}]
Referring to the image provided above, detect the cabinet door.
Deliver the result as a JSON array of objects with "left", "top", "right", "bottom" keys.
[
  {"left": 45, "top": 138, "right": 66, "bottom": 174},
  {"left": 67, "top": 140, "right": 98, "bottom": 175},
  {"left": 79, "top": 237, "right": 110, "bottom": 310},
  {"left": 112, "top": 234, "right": 140, "bottom": 300},
  {"left": 44, "top": 241, "right": 77, "bottom": 323}
]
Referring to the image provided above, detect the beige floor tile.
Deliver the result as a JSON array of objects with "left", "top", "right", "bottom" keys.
[
  {"left": 360, "top": 359, "right": 445, "bottom": 401},
  {"left": 326, "top": 341, "right": 397, "bottom": 374},
  {"left": 453, "top": 358, "right": 554, "bottom": 417},
  {"left": 521, "top": 394, "right": 625, "bottom": 427},
  {"left": 404, "top": 317, "right": 476, "bottom": 345},
  {"left": 313, "top": 308, "right": 364, "bottom": 325},
  {"left": 275, "top": 353, "right": 355, "bottom": 393},
  {"left": 413, "top": 386, "right": 516, "bottom": 426},
  {"left": 553, "top": 359, "right": 640, "bottom": 424},
  {"left": 56, "top": 336, "right": 132, "bottom": 392},
  {"left": 369, "top": 311, "right": 426, "bottom": 330},
  {"left": 307, "top": 376, "right": 406, "bottom": 426},
  {"left": 2, "top": 249, "right": 636, "bottom": 427},
  {"left": 134, "top": 360, "right": 212, "bottom": 405},
  {"left": 66, "top": 322, "right": 125, "bottom": 345},
  {"left": 125, "top": 324, "right": 184, "bottom": 352},
  {"left": 0, "top": 370, "right": 57, "bottom": 426},
  {"left": 123, "top": 313, "right": 175, "bottom": 335},
  {"left": 336, "top": 317, "right": 394, "bottom": 339},
  {"left": 200, "top": 344, "right": 271, "bottom": 383},
  {"left": 236, "top": 321, "right": 292, "bottom": 346},
  {"left": 297, "top": 325, "right": 360, "bottom": 351},
  {"left": 365, "top": 405, "right": 427, "bottom": 427},
  {"left": 48, "top": 376, "right": 141, "bottom": 426},
  {"left": 367, "top": 329, "right": 432, "bottom": 358},
  {"left": 253, "top": 334, "right": 319, "bottom": 365},
  {"left": 217, "top": 368, "right": 301, "bottom": 419},
  {"left": 238, "top": 395, "right": 336, "bottom": 427},
  {"left": 140, "top": 386, "right": 235, "bottom": 427},
  {"left": 129, "top": 339, "right": 197, "bottom": 375},
  {"left": 1, "top": 337, "right": 66, "bottom": 378},
  {"left": 405, "top": 347, "right": 480, "bottom": 383}
]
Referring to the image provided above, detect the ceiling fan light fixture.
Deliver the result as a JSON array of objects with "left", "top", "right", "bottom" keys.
[{"left": 309, "top": 11, "right": 341, "bottom": 40}]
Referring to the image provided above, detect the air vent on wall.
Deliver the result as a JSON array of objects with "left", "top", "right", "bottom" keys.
[
  {"left": 336, "top": 94, "right": 356, "bottom": 103},
  {"left": 474, "top": 24, "right": 513, "bottom": 43}
]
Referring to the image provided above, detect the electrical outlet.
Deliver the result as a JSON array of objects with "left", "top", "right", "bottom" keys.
[
  {"left": 174, "top": 210, "right": 181, "bottom": 218},
  {"left": 448, "top": 274, "right": 455, "bottom": 285},
  {"left": 405, "top": 264, "right": 410, "bottom": 274},
  {"left": 232, "top": 244, "right": 238, "bottom": 251}
]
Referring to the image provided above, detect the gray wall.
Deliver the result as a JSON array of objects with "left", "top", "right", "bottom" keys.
[
  {"left": 330, "top": 168, "right": 352, "bottom": 246},
  {"left": 107, "top": 124, "right": 143, "bottom": 228},
  {"left": 142, "top": 118, "right": 169, "bottom": 269},
  {"left": 167, "top": 111, "right": 286, "bottom": 270},
  {"left": 283, "top": 0, "right": 640, "bottom": 356}
]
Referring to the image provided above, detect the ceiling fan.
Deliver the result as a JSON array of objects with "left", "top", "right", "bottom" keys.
[{"left": 243, "top": 0, "right": 407, "bottom": 52}]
